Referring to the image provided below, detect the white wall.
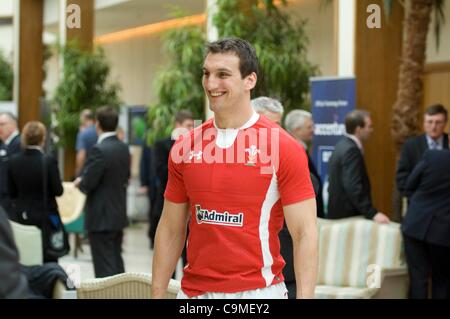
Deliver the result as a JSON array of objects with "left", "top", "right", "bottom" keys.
[
  {"left": 0, "top": 0, "right": 13, "bottom": 17},
  {"left": 101, "top": 33, "right": 166, "bottom": 106},
  {"left": 282, "top": 0, "right": 337, "bottom": 76},
  {"left": 0, "top": 26, "right": 14, "bottom": 58}
]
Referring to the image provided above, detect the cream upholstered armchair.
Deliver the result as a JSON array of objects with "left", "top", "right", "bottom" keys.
[
  {"left": 9, "top": 220, "right": 43, "bottom": 266},
  {"left": 77, "top": 272, "right": 181, "bottom": 299},
  {"left": 315, "top": 217, "right": 408, "bottom": 299},
  {"left": 9, "top": 220, "right": 68, "bottom": 298}
]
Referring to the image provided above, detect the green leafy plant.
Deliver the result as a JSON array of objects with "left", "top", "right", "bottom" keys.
[
  {"left": 214, "top": 0, "right": 318, "bottom": 114},
  {"left": 0, "top": 51, "right": 13, "bottom": 101},
  {"left": 52, "top": 42, "right": 121, "bottom": 147},
  {"left": 147, "top": 24, "right": 206, "bottom": 144}
]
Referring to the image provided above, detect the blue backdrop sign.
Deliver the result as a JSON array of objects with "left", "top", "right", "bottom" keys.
[{"left": 310, "top": 77, "right": 355, "bottom": 215}]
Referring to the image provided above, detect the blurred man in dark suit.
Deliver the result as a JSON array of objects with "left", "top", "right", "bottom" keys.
[
  {"left": 0, "top": 112, "right": 21, "bottom": 218},
  {"left": 75, "top": 106, "right": 130, "bottom": 278},
  {"left": 284, "top": 109, "right": 324, "bottom": 218},
  {"left": 402, "top": 149, "right": 450, "bottom": 299},
  {"left": 150, "top": 110, "right": 194, "bottom": 250},
  {"left": 327, "top": 110, "right": 390, "bottom": 223},
  {"left": 396, "top": 104, "right": 448, "bottom": 218}
]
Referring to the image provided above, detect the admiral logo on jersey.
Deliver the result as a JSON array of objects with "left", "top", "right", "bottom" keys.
[{"left": 195, "top": 205, "right": 244, "bottom": 227}]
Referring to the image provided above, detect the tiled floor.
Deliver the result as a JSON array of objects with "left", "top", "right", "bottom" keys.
[{"left": 59, "top": 222, "right": 183, "bottom": 284}]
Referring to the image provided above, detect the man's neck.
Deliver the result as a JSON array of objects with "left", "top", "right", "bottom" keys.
[
  {"left": 297, "top": 139, "right": 308, "bottom": 150},
  {"left": 426, "top": 134, "right": 443, "bottom": 142},
  {"left": 214, "top": 104, "right": 254, "bottom": 129},
  {"left": 5, "top": 130, "right": 19, "bottom": 146},
  {"left": 97, "top": 130, "right": 116, "bottom": 144},
  {"left": 346, "top": 133, "right": 363, "bottom": 150}
]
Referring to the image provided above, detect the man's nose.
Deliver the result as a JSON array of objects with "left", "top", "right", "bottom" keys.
[{"left": 204, "top": 76, "right": 218, "bottom": 90}]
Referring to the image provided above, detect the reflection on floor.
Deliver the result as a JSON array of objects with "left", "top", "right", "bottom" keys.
[{"left": 59, "top": 222, "right": 183, "bottom": 283}]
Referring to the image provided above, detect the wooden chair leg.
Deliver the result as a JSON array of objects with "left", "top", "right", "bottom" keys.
[{"left": 74, "top": 234, "right": 82, "bottom": 258}]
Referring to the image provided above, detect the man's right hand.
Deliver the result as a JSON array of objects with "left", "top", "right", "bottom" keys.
[
  {"left": 73, "top": 177, "right": 82, "bottom": 188},
  {"left": 373, "top": 212, "right": 390, "bottom": 224}
]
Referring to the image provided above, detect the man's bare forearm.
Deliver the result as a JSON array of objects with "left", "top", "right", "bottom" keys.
[
  {"left": 151, "top": 204, "right": 188, "bottom": 298},
  {"left": 294, "top": 226, "right": 318, "bottom": 299}
]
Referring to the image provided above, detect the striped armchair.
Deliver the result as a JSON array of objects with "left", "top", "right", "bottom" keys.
[{"left": 315, "top": 217, "right": 408, "bottom": 299}]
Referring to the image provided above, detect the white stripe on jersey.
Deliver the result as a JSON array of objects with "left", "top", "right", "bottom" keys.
[{"left": 259, "top": 168, "right": 280, "bottom": 286}]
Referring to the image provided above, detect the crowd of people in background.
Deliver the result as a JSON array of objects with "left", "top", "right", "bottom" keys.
[{"left": 0, "top": 37, "right": 449, "bottom": 299}]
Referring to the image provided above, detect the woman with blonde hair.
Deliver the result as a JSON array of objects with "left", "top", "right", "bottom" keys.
[{"left": 8, "top": 121, "right": 64, "bottom": 262}]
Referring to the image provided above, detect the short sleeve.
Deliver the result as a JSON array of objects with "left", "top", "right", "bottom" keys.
[
  {"left": 76, "top": 131, "right": 88, "bottom": 152},
  {"left": 164, "top": 146, "right": 189, "bottom": 203},
  {"left": 277, "top": 141, "right": 315, "bottom": 207},
  {"left": 75, "top": 131, "right": 84, "bottom": 151}
]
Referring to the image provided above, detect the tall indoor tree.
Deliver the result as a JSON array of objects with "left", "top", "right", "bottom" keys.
[
  {"left": 388, "top": 0, "right": 446, "bottom": 150},
  {"left": 0, "top": 51, "right": 13, "bottom": 101}
]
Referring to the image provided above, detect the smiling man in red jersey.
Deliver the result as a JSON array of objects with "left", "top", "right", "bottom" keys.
[{"left": 151, "top": 38, "right": 318, "bottom": 299}]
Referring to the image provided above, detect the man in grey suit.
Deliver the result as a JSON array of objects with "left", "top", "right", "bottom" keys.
[{"left": 75, "top": 106, "right": 130, "bottom": 278}]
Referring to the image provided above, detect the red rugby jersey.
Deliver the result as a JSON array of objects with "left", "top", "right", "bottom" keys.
[{"left": 165, "top": 113, "right": 315, "bottom": 297}]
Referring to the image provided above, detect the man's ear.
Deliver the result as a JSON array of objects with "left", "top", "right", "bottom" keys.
[{"left": 244, "top": 72, "right": 257, "bottom": 91}]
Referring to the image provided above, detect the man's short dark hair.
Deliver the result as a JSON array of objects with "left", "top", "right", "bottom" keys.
[
  {"left": 425, "top": 104, "right": 448, "bottom": 120},
  {"left": 175, "top": 109, "right": 194, "bottom": 124},
  {"left": 96, "top": 106, "right": 118, "bottom": 132},
  {"left": 345, "top": 110, "right": 370, "bottom": 134},
  {"left": 206, "top": 37, "right": 259, "bottom": 78}
]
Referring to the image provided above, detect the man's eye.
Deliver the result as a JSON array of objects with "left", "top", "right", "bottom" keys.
[{"left": 219, "top": 73, "right": 229, "bottom": 78}]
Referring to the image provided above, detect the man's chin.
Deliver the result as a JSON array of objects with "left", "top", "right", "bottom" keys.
[{"left": 209, "top": 103, "right": 220, "bottom": 112}]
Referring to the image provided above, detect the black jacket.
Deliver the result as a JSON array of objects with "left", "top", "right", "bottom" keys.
[
  {"left": 152, "top": 137, "right": 175, "bottom": 217},
  {"left": 0, "top": 206, "right": 29, "bottom": 298},
  {"left": 8, "top": 149, "right": 63, "bottom": 226},
  {"left": 396, "top": 133, "right": 449, "bottom": 195},
  {"left": 307, "top": 153, "right": 324, "bottom": 218},
  {"left": 139, "top": 144, "right": 158, "bottom": 202},
  {"left": 20, "top": 262, "right": 70, "bottom": 299},
  {"left": 0, "top": 134, "right": 22, "bottom": 214},
  {"left": 327, "top": 137, "right": 377, "bottom": 219},
  {"left": 79, "top": 135, "right": 130, "bottom": 232},
  {"left": 401, "top": 150, "right": 450, "bottom": 247},
  {"left": 154, "top": 137, "right": 175, "bottom": 194}
]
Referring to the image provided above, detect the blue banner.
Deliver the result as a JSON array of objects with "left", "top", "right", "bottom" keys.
[{"left": 310, "top": 77, "right": 355, "bottom": 215}]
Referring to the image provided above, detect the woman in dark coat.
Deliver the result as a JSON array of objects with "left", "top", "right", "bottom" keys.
[{"left": 8, "top": 121, "right": 64, "bottom": 263}]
